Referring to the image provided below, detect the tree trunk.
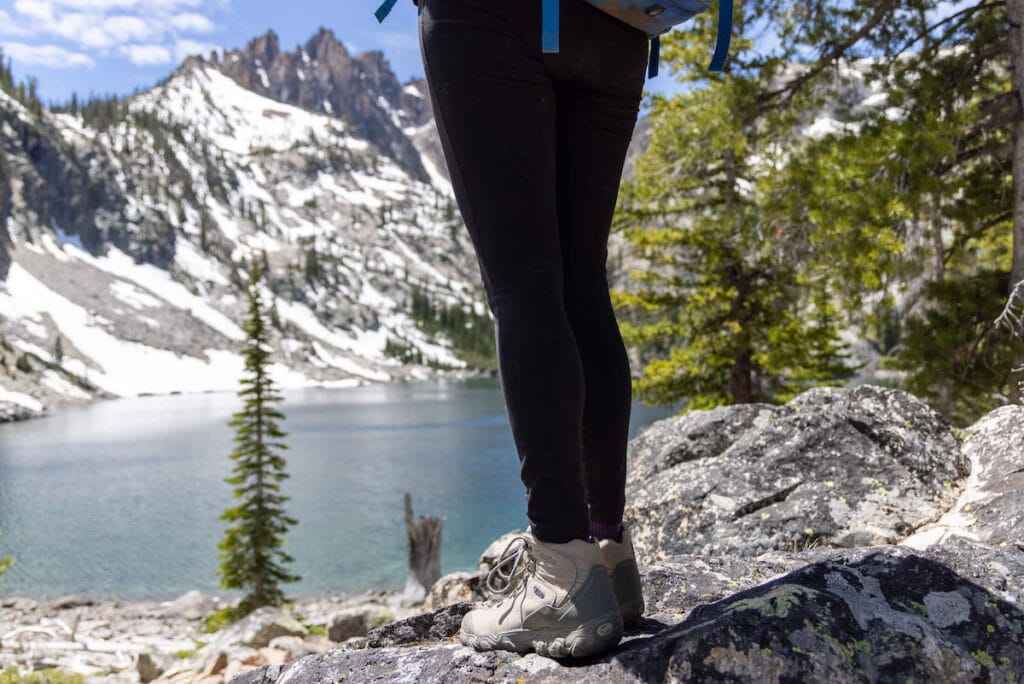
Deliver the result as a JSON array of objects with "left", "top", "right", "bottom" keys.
[
  {"left": 1008, "top": 0, "right": 1024, "bottom": 402},
  {"left": 402, "top": 492, "right": 443, "bottom": 606}
]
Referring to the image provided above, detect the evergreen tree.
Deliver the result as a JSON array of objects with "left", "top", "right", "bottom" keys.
[
  {"left": 52, "top": 335, "right": 64, "bottom": 364},
  {"left": 615, "top": 0, "right": 1020, "bottom": 419},
  {"left": 767, "top": 0, "right": 1020, "bottom": 420},
  {"left": 613, "top": 3, "right": 857, "bottom": 410},
  {"left": 217, "top": 259, "right": 299, "bottom": 617}
]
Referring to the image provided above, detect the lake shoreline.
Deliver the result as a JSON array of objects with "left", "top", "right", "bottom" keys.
[
  {"left": 0, "top": 365, "right": 499, "bottom": 425},
  {"left": 0, "top": 586, "right": 427, "bottom": 681}
]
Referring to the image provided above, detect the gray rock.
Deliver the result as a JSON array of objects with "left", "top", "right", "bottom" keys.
[
  {"left": 365, "top": 604, "right": 472, "bottom": 648},
  {"left": 266, "top": 635, "right": 311, "bottom": 660},
  {"left": 136, "top": 651, "right": 165, "bottom": 682},
  {"left": 625, "top": 385, "right": 965, "bottom": 562},
  {"left": 326, "top": 607, "right": 373, "bottom": 642},
  {"left": 231, "top": 541, "right": 1024, "bottom": 683},
  {"left": 478, "top": 530, "right": 525, "bottom": 573},
  {"left": 638, "top": 552, "right": 807, "bottom": 625},
  {"left": 163, "top": 590, "right": 214, "bottom": 621},
  {"left": 51, "top": 594, "right": 95, "bottom": 609},
  {"left": 0, "top": 401, "right": 43, "bottom": 423},
  {"left": 961, "top": 406, "right": 1024, "bottom": 548},
  {"left": 422, "top": 571, "right": 483, "bottom": 612},
  {"left": 215, "top": 606, "right": 306, "bottom": 648}
]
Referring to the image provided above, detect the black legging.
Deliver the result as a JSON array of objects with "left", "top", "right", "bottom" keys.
[{"left": 418, "top": 0, "right": 649, "bottom": 543}]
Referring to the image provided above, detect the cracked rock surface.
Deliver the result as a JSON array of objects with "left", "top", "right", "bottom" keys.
[{"left": 235, "top": 387, "right": 1024, "bottom": 683}]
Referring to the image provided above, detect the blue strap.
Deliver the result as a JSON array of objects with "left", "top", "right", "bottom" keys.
[
  {"left": 647, "top": 36, "right": 660, "bottom": 78},
  {"left": 707, "top": 0, "right": 732, "bottom": 72},
  {"left": 374, "top": 0, "right": 399, "bottom": 23},
  {"left": 542, "top": 0, "right": 559, "bottom": 53}
]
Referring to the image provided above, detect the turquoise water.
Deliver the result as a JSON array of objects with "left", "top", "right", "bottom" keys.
[{"left": 0, "top": 377, "right": 681, "bottom": 600}]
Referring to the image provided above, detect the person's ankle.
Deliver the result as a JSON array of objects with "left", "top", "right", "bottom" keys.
[{"left": 590, "top": 521, "right": 623, "bottom": 543}]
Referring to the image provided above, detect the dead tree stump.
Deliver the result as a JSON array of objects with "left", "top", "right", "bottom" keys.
[{"left": 402, "top": 492, "right": 443, "bottom": 605}]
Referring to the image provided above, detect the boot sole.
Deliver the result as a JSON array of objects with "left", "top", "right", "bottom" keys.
[{"left": 460, "top": 611, "right": 623, "bottom": 658}]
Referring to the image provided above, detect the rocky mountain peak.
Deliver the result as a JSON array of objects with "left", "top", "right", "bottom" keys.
[
  {"left": 247, "top": 29, "right": 280, "bottom": 67},
  {"left": 210, "top": 26, "right": 427, "bottom": 181},
  {"left": 304, "top": 26, "right": 349, "bottom": 63}
]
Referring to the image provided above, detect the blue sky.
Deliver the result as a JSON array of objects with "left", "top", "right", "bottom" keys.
[
  {"left": 0, "top": 1, "right": 970, "bottom": 108},
  {"left": 0, "top": 0, "right": 427, "bottom": 105},
  {"left": 0, "top": 0, "right": 689, "bottom": 107}
]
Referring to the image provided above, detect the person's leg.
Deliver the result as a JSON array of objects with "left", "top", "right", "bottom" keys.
[
  {"left": 418, "top": 0, "right": 590, "bottom": 543},
  {"left": 553, "top": 3, "right": 649, "bottom": 533}
]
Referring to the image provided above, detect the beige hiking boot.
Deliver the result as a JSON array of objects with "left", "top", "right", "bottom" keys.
[
  {"left": 460, "top": 530, "right": 623, "bottom": 658},
  {"left": 597, "top": 525, "right": 645, "bottom": 624}
]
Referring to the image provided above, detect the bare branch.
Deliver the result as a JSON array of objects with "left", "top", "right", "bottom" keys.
[
  {"left": 995, "top": 277, "right": 1024, "bottom": 337},
  {"left": 892, "top": 0, "right": 1005, "bottom": 58},
  {"left": 749, "top": 0, "right": 899, "bottom": 124}
]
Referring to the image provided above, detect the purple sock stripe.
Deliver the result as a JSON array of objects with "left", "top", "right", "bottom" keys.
[{"left": 590, "top": 522, "right": 623, "bottom": 542}]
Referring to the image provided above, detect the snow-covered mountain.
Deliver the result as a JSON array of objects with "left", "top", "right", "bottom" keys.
[{"left": 0, "top": 28, "right": 490, "bottom": 421}]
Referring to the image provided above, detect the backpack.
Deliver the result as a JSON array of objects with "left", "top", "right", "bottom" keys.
[{"left": 374, "top": 0, "right": 733, "bottom": 78}]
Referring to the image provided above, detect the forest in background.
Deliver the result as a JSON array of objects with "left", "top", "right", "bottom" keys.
[{"left": 613, "top": 0, "right": 1024, "bottom": 426}]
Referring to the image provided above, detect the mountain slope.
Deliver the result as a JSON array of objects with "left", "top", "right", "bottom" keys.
[{"left": 0, "top": 31, "right": 490, "bottom": 421}]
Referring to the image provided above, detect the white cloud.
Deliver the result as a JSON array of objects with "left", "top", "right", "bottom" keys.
[
  {"left": 2, "top": 0, "right": 223, "bottom": 69},
  {"left": 173, "top": 38, "right": 217, "bottom": 62},
  {"left": 170, "top": 12, "right": 213, "bottom": 33},
  {"left": 0, "top": 9, "right": 36, "bottom": 36},
  {"left": 13, "top": 0, "right": 56, "bottom": 23},
  {"left": 119, "top": 42, "right": 171, "bottom": 65},
  {"left": 0, "top": 40, "right": 95, "bottom": 68},
  {"left": 103, "top": 15, "right": 154, "bottom": 41}
]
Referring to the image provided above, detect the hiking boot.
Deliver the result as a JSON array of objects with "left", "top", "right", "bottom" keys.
[
  {"left": 460, "top": 530, "right": 623, "bottom": 658},
  {"left": 597, "top": 525, "right": 645, "bottom": 624}
]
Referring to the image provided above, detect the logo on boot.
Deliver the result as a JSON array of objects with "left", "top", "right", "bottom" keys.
[
  {"left": 597, "top": 622, "right": 614, "bottom": 637},
  {"left": 533, "top": 586, "right": 546, "bottom": 599}
]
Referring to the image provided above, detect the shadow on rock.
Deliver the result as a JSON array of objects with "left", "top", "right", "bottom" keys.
[
  {"left": 233, "top": 544, "right": 1024, "bottom": 683},
  {"left": 610, "top": 549, "right": 1024, "bottom": 683}
]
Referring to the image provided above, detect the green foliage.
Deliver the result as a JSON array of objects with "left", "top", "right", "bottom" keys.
[
  {"left": 306, "top": 624, "right": 327, "bottom": 637},
  {"left": 15, "top": 353, "right": 32, "bottom": 373},
  {"left": 217, "top": 259, "right": 300, "bottom": 618},
  {"left": 406, "top": 284, "right": 496, "bottom": 372},
  {"left": 199, "top": 606, "right": 236, "bottom": 634},
  {"left": 614, "top": 0, "right": 1017, "bottom": 422},
  {"left": 613, "top": 6, "right": 858, "bottom": 410},
  {"left": 0, "top": 668, "right": 83, "bottom": 684},
  {"left": 303, "top": 247, "right": 323, "bottom": 284},
  {"left": 894, "top": 270, "right": 1021, "bottom": 426},
  {"left": 0, "top": 528, "right": 13, "bottom": 582},
  {"left": 0, "top": 50, "right": 44, "bottom": 117}
]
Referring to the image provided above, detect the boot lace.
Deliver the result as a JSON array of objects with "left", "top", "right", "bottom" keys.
[{"left": 485, "top": 535, "right": 535, "bottom": 596}]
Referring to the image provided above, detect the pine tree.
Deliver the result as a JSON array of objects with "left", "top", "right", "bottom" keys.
[
  {"left": 613, "top": 3, "right": 858, "bottom": 410},
  {"left": 217, "top": 259, "right": 299, "bottom": 617},
  {"left": 616, "top": 0, "right": 1019, "bottom": 419}
]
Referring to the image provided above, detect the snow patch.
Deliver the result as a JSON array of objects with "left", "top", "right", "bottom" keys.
[
  {"left": 0, "top": 387, "right": 43, "bottom": 412},
  {"left": 64, "top": 243, "right": 245, "bottom": 341}
]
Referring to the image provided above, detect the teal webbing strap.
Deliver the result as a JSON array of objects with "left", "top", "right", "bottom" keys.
[
  {"left": 374, "top": 0, "right": 399, "bottom": 23},
  {"left": 542, "top": 0, "right": 560, "bottom": 53},
  {"left": 647, "top": 36, "right": 660, "bottom": 78},
  {"left": 708, "top": 0, "right": 732, "bottom": 72}
]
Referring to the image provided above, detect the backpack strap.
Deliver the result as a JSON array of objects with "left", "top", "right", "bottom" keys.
[
  {"left": 378, "top": 0, "right": 731, "bottom": 73},
  {"left": 542, "top": 0, "right": 560, "bottom": 52},
  {"left": 708, "top": 0, "right": 733, "bottom": 72},
  {"left": 374, "top": 0, "right": 399, "bottom": 23},
  {"left": 648, "top": 36, "right": 660, "bottom": 78}
]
